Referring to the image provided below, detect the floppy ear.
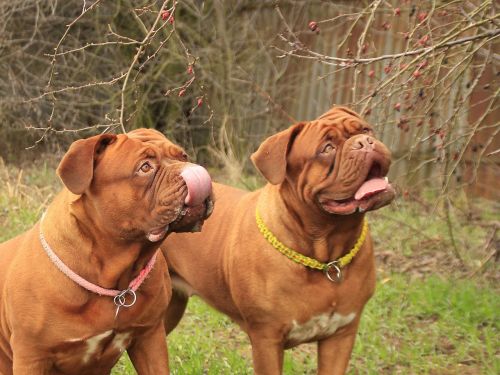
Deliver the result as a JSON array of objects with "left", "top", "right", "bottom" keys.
[
  {"left": 250, "top": 123, "right": 304, "bottom": 185},
  {"left": 56, "top": 134, "right": 117, "bottom": 195}
]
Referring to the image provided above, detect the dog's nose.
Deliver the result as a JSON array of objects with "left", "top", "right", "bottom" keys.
[
  {"left": 180, "top": 165, "right": 212, "bottom": 206},
  {"left": 351, "top": 135, "right": 374, "bottom": 151}
]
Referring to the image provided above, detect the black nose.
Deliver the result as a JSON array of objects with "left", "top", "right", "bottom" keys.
[{"left": 351, "top": 135, "right": 374, "bottom": 151}]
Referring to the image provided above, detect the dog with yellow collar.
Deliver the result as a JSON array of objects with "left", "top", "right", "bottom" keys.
[{"left": 161, "top": 106, "right": 395, "bottom": 374}]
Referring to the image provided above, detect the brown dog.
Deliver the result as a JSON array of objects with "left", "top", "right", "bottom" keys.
[
  {"left": 162, "top": 107, "right": 395, "bottom": 374},
  {"left": 0, "top": 129, "right": 212, "bottom": 374}
]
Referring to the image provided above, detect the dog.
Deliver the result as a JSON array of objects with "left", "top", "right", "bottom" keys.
[
  {"left": 0, "top": 129, "right": 212, "bottom": 375},
  {"left": 161, "top": 106, "right": 395, "bottom": 374}
]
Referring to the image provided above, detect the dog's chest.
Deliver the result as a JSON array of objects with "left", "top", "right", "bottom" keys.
[
  {"left": 286, "top": 311, "right": 356, "bottom": 345},
  {"left": 54, "top": 330, "right": 132, "bottom": 373},
  {"left": 80, "top": 330, "right": 131, "bottom": 362}
]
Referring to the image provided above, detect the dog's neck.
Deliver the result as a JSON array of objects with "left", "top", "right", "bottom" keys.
[
  {"left": 42, "top": 190, "right": 158, "bottom": 291},
  {"left": 258, "top": 183, "right": 366, "bottom": 263}
]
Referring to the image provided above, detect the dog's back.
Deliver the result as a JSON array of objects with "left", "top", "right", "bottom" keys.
[{"left": 162, "top": 181, "right": 254, "bottom": 325}]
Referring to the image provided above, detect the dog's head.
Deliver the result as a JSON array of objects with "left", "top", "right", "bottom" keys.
[
  {"left": 56, "top": 129, "right": 213, "bottom": 242},
  {"left": 251, "top": 106, "right": 395, "bottom": 215}
]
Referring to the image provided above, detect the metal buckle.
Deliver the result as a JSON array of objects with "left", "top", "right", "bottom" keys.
[
  {"left": 324, "top": 261, "right": 343, "bottom": 283},
  {"left": 113, "top": 289, "right": 137, "bottom": 318}
]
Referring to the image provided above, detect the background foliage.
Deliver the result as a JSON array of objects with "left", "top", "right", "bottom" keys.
[{"left": 2, "top": 1, "right": 498, "bottom": 193}]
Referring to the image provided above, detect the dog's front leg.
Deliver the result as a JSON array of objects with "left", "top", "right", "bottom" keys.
[
  {"left": 317, "top": 322, "right": 360, "bottom": 375},
  {"left": 128, "top": 322, "right": 169, "bottom": 375},
  {"left": 248, "top": 328, "right": 284, "bottom": 375},
  {"left": 12, "top": 354, "right": 51, "bottom": 375},
  {"left": 11, "top": 338, "right": 52, "bottom": 375}
]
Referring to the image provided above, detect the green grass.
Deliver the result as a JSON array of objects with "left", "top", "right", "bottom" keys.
[
  {"left": 111, "top": 276, "right": 499, "bottom": 374},
  {"left": 0, "top": 159, "right": 59, "bottom": 242},
  {"left": 1, "top": 160, "right": 498, "bottom": 374},
  {"left": 353, "top": 276, "right": 499, "bottom": 374}
]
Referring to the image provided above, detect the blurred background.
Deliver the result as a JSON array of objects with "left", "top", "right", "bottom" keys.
[
  {"left": 1, "top": 0, "right": 498, "bottom": 198},
  {"left": 1, "top": 1, "right": 498, "bottom": 373}
]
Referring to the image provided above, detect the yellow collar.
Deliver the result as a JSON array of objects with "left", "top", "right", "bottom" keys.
[{"left": 255, "top": 209, "right": 368, "bottom": 282}]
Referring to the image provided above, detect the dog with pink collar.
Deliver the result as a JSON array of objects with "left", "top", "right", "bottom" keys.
[{"left": 0, "top": 129, "right": 212, "bottom": 375}]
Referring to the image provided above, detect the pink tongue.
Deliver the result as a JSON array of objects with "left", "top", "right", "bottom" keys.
[
  {"left": 354, "top": 178, "right": 388, "bottom": 200},
  {"left": 180, "top": 165, "right": 212, "bottom": 206}
]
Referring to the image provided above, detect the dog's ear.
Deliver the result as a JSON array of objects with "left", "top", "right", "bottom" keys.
[
  {"left": 57, "top": 134, "right": 117, "bottom": 195},
  {"left": 251, "top": 123, "right": 304, "bottom": 185}
]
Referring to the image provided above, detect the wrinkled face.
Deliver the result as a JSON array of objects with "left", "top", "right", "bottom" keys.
[
  {"left": 57, "top": 130, "right": 213, "bottom": 243},
  {"left": 252, "top": 107, "right": 395, "bottom": 215}
]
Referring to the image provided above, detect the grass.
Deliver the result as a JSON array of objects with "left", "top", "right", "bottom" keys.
[
  {"left": 111, "top": 276, "right": 499, "bottom": 375},
  {"left": 1, "top": 159, "right": 498, "bottom": 374}
]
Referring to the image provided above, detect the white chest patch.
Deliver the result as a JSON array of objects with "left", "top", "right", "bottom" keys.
[
  {"left": 82, "top": 330, "right": 113, "bottom": 363},
  {"left": 287, "top": 312, "right": 356, "bottom": 344},
  {"left": 77, "top": 330, "right": 131, "bottom": 364},
  {"left": 112, "top": 332, "right": 131, "bottom": 353}
]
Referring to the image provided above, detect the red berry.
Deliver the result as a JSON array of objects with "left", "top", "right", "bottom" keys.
[
  {"left": 394, "top": 102, "right": 401, "bottom": 111},
  {"left": 161, "top": 10, "right": 170, "bottom": 21},
  {"left": 187, "top": 65, "right": 193, "bottom": 74},
  {"left": 169, "top": 16, "right": 174, "bottom": 24},
  {"left": 178, "top": 89, "right": 186, "bottom": 97},
  {"left": 384, "top": 65, "right": 392, "bottom": 74},
  {"left": 418, "top": 60, "right": 428, "bottom": 69},
  {"left": 394, "top": 7, "right": 401, "bottom": 16},
  {"left": 197, "top": 98, "right": 203, "bottom": 107},
  {"left": 417, "top": 12, "right": 427, "bottom": 22},
  {"left": 308, "top": 21, "right": 318, "bottom": 32},
  {"left": 418, "top": 35, "right": 429, "bottom": 46},
  {"left": 413, "top": 70, "right": 421, "bottom": 78},
  {"left": 368, "top": 70, "right": 375, "bottom": 78}
]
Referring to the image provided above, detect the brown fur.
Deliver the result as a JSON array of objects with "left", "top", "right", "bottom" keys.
[
  {"left": 0, "top": 130, "right": 210, "bottom": 375},
  {"left": 161, "top": 106, "right": 395, "bottom": 374}
]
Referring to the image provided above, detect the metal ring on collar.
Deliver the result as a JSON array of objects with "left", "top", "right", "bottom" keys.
[
  {"left": 113, "top": 289, "right": 137, "bottom": 308},
  {"left": 324, "top": 261, "right": 343, "bottom": 283}
]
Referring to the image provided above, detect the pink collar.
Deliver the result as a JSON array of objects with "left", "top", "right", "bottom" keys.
[{"left": 39, "top": 217, "right": 157, "bottom": 313}]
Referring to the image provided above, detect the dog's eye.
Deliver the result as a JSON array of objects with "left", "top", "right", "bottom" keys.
[
  {"left": 321, "top": 144, "right": 335, "bottom": 154},
  {"left": 362, "top": 127, "right": 371, "bottom": 134},
  {"left": 139, "top": 162, "right": 153, "bottom": 174}
]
